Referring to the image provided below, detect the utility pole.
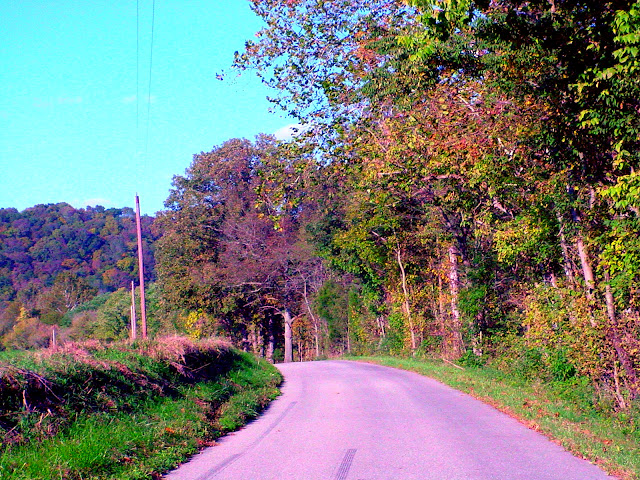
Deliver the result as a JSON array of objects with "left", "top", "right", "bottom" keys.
[
  {"left": 135, "top": 194, "right": 148, "bottom": 338},
  {"left": 130, "top": 281, "right": 137, "bottom": 341}
]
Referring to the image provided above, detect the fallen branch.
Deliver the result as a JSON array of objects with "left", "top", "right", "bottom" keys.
[{"left": 442, "top": 358, "right": 465, "bottom": 370}]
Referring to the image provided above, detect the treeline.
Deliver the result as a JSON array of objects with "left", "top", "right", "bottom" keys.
[
  {"left": 0, "top": 203, "right": 157, "bottom": 347},
  {"left": 2, "top": 0, "right": 639, "bottom": 411},
  {"left": 153, "top": 0, "right": 640, "bottom": 407}
]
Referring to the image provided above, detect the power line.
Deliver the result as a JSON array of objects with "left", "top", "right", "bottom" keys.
[
  {"left": 135, "top": 0, "right": 156, "bottom": 167},
  {"left": 136, "top": 0, "right": 140, "bottom": 150},
  {"left": 144, "top": 0, "right": 156, "bottom": 157}
]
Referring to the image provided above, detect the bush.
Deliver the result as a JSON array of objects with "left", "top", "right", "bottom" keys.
[
  {"left": 498, "top": 342, "right": 547, "bottom": 382},
  {"left": 549, "top": 348, "right": 576, "bottom": 381},
  {"left": 458, "top": 349, "right": 488, "bottom": 367},
  {"left": 414, "top": 335, "right": 443, "bottom": 358}
]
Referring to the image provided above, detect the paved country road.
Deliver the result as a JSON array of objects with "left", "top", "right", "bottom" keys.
[{"left": 164, "top": 360, "right": 613, "bottom": 480}]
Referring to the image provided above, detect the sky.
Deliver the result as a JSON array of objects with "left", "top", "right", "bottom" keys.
[{"left": 0, "top": 1, "right": 296, "bottom": 215}]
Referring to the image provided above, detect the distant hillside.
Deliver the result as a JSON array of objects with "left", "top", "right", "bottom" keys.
[{"left": 0, "top": 203, "right": 157, "bottom": 341}]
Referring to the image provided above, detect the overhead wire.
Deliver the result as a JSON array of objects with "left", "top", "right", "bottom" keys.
[
  {"left": 136, "top": 0, "right": 139, "bottom": 141},
  {"left": 144, "top": 0, "right": 156, "bottom": 158},
  {"left": 136, "top": 0, "right": 140, "bottom": 159},
  {"left": 135, "top": 0, "right": 155, "bottom": 179}
]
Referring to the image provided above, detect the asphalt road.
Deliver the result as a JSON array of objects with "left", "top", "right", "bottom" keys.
[{"left": 164, "top": 360, "right": 613, "bottom": 480}]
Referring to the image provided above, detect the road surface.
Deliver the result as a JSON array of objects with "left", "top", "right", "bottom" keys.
[{"left": 164, "top": 360, "right": 613, "bottom": 480}]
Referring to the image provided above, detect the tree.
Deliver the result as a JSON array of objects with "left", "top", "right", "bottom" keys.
[
  {"left": 155, "top": 136, "right": 326, "bottom": 362},
  {"left": 235, "top": 0, "right": 640, "bottom": 401},
  {"left": 37, "top": 272, "right": 97, "bottom": 322},
  {"left": 2, "top": 307, "right": 50, "bottom": 350},
  {"left": 401, "top": 0, "right": 640, "bottom": 397}
]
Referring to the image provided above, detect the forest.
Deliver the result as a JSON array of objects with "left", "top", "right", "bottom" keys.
[
  {"left": 155, "top": 0, "right": 640, "bottom": 407},
  {"left": 0, "top": 203, "right": 157, "bottom": 347},
  {"left": 1, "top": 0, "right": 639, "bottom": 410}
]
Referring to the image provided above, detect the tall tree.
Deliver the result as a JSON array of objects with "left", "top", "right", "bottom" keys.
[
  {"left": 399, "top": 0, "right": 640, "bottom": 395},
  {"left": 155, "top": 136, "right": 324, "bottom": 362}
]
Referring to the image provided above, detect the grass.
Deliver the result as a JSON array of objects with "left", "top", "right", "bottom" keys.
[
  {"left": 0, "top": 338, "right": 282, "bottom": 480},
  {"left": 354, "top": 356, "right": 640, "bottom": 480}
]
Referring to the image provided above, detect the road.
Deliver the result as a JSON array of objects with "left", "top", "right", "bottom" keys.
[{"left": 164, "top": 360, "right": 613, "bottom": 480}]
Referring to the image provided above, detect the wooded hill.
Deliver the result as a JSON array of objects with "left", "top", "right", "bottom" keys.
[{"left": 0, "top": 203, "right": 156, "bottom": 347}]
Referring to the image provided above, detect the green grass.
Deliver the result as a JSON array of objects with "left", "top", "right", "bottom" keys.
[
  {"left": 0, "top": 340, "right": 282, "bottom": 480},
  {"left": 355, "top": 356, "right": 640, "bottom": 480}
]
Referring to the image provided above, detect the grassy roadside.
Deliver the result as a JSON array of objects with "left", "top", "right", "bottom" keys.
[
  {"left": 0, "top": 338, "right": 282, "bottom": 480},
  {"left": 354, "top": 356, "right": 640, "bottom": 480}
]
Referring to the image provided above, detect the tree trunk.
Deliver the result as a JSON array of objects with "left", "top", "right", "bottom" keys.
[
  {"left": 604, "top": 270, "right": 639, "bottom": 399},
  {"left": 283, "top": 308, "right": 294, "bottom": 363},
  {"left": 604, "top": 271, "right": 617, "bottom": 327},
  {"left": 302, "top": 280, "right": 321, "bottom": 358},
  {"left": 568, "top": 192, "right": 596, "bottom": 303},
  {"left": 314, "top": 323, "right": 320, "bottom": 358},
  {"left": 396, "top": 245, "right": 417, "bottom": 351},
  {"left": 448, "top": 245, "right": 464, "bottom": 356},
  {"left": 437, "top": 275, "right": 446, "bottom": 337},
  {"left": 576, "top": 235, "right": 596, "bottom": 303},
  {"left": 572, "top": 233, "right": 600, "bottom": 329},
  {"left": 266, "top": 316, "right": 275, "bottom": 363},
  {"left": 256, "top": 323, "right": 265, "bottom": 358},
  {"left": 606, "top": 322, "right": 640, "bottom": 399},
  {"left": 555, "top": 210, "right": 576, "bottom": 284},
  {"left": 249, "top": 324, "right": 259, "bottom": 355},
  {"left": 376, "top": 316, "right": 386, "bottom": 338},
  {"left": 613, "top": 361, "right": 627, "bottom": 409}
]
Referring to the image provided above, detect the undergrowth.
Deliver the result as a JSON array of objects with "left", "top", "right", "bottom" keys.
[
  {"left": 0, "top": 337, "right": 282, "bottom": 479},
  {"left": 356, "top": 356, "right": 640, "bottom": 480}
]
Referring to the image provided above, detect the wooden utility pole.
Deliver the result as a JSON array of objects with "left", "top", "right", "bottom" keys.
[
  {"left": 283, "top": 308, "right": 293, "bottom": 363},
  {"left": 135, "top": 195, "right": 148, "bottom": 338},
  {"left": 130, "top": 281, "right": 137, "bottom": 341}
]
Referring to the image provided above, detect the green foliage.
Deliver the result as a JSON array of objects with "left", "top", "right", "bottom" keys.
[
  {"left": 414, "top": 335, "right": 443, "bottom": 357},
  {"left": 457, "top": 349, "right": 488, "bottom": 368},
  {"left": 493, "top": 214, "right": 558, "bottom": 269},
  {"left": 510, "top": 344, "right": 546, "bottom": 381},
  {"left": 60, "top": 293, "right": 110, "bottom": 326},
  {"left": 93, "top": 288, "right": 134, "bottom": 341},
  {"left": 380, "top": 312, "right": 407, "bottom": 356},
  {"left": 402, "top": 0, "right": 474, "bottom": 51},
  {"left": 458, "top": 285, "right": 487, "bottom": 324},
  {"left": 314, "top": 280, "right": 349, "bottom": 351},
  {"left": 549, "top": 348, "right": 577, "bottom": 382}
]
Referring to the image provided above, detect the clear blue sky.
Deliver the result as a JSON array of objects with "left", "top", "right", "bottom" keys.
[{"left": 1, "top": 1, "right": 294, "bottom": 215}]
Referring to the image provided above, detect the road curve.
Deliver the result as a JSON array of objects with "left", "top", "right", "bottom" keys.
[{"left": 164, "top": 360, "right": 612, "bottom": 480}]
